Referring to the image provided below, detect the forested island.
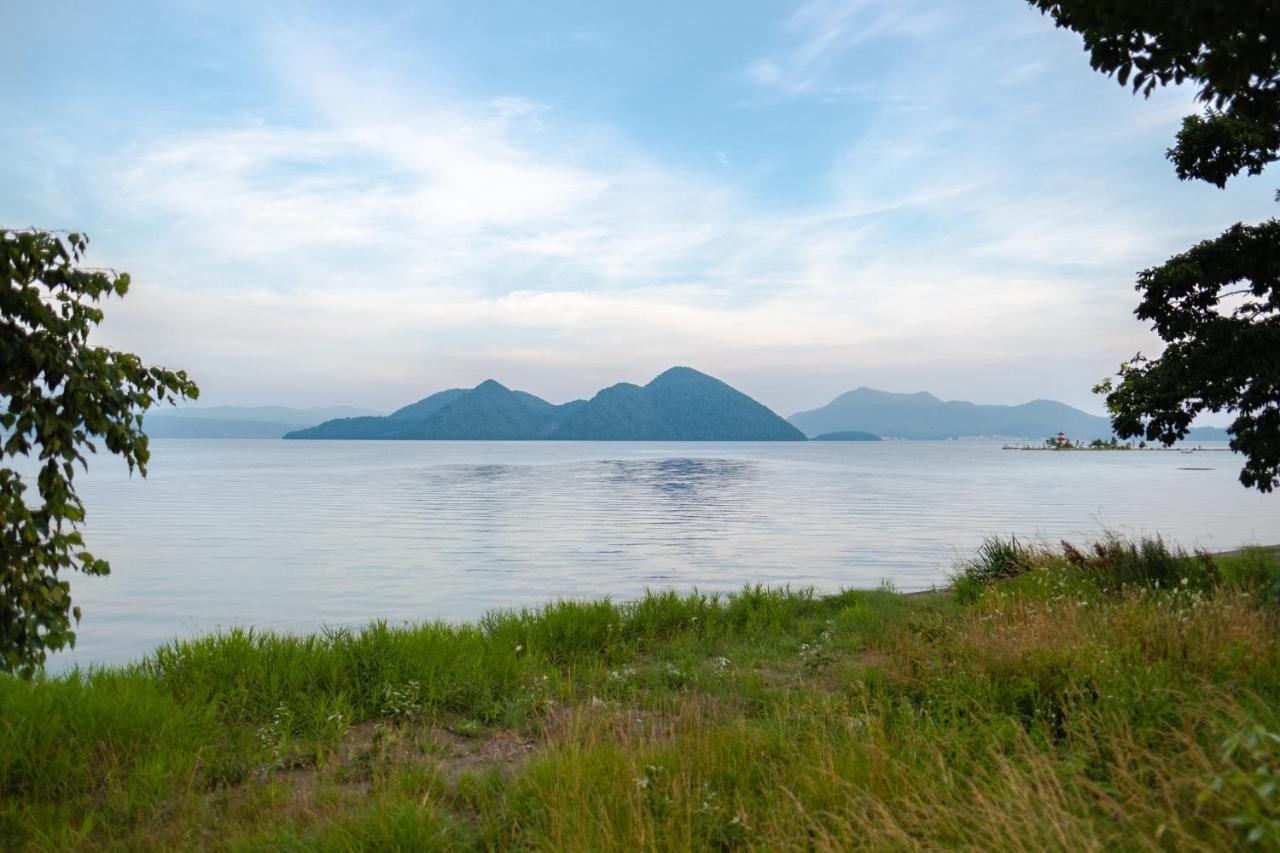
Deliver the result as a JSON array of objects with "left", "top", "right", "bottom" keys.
[
  {"left": 811, "top": 430, "right": 882, "bottom": 441},
  {"left": 286, "top": 367, "right": 806, "bottom": 441}
]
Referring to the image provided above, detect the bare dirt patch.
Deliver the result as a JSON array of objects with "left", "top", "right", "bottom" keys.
[{"left": 335, "top": 720, "right": 538, "bottom": 783}]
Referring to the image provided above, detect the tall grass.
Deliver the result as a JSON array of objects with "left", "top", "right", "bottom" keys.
[
  {"left": 2, "top": 539, "right": 1278, "bottom": 850},
  {"left": 953, "top": 533, "right": 1231, "bottom": 601},
  {"left": 953, "top": 535, "right": 1032, "bottom": 601}
]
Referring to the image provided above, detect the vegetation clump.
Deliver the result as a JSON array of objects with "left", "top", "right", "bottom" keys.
[
  {"left": 1, "top": 229, "right": 197, "bottom": 676},
  {"left": 1, "top": 538, "right": 1278, "bottom": 850}
]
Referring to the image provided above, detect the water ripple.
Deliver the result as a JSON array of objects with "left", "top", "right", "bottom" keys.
[{"left": 39, "top": 439, "right": 1279, "bottom": 668}]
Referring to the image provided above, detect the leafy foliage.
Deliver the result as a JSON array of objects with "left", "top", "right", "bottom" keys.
[
  {"left": 1, "top": 229, "right": 198, "bottom": 676},
  {"left": 1101, "top": 221, "right": 1280, "bottom": 490},
  {"left": 1031, "top": 0, "right": 1280, "bottom": 491},
  {"left": 1029, "top": 0, "right": 1280, "bottom": 187}
]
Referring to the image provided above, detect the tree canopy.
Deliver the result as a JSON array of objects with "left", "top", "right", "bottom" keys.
[
  {"left": 1, "top": 229, "right": 198, "bottom": 675},
  {"left": 1032, "top": 0, "right": 1280, "bottom": 491}
]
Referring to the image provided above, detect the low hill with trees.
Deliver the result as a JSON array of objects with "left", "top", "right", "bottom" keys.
[{"left": 286, "top": 368, "right": 805, "bottom": 442}]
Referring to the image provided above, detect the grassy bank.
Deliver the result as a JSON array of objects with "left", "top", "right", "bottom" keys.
[{"left": 3, "top": 539, "right": 1279, "bottom": 850}]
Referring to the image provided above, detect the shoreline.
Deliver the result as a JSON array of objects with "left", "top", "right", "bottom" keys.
[
  {"left": 4, "top": 538, "right": 1278, "bottom": 849},
  {"left": 1001, "top": 444, "right": 1233, "bottom": 452}
]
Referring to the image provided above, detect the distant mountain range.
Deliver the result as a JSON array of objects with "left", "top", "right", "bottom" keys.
[
  {"left": 286, "top": 367, "right": 806, "bottom": 441},
  {"left": 143, "top": 406, "right": 381, "bottom": 439},
  {"left": 141, "top": 381, "right": 1233, "bottom": 443},
  {"left": 788, "top": 387, "right": 1231, "bottom": 442}
]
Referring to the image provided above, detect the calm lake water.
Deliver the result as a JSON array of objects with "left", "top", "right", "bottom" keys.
[{"left": 52, "top": 439, "right": 1277, "bottom": 668}]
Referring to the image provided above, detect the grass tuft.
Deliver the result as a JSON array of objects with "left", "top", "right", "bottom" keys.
[{"left": 953, "top": 535, "right": 1032, "bottom": 600}]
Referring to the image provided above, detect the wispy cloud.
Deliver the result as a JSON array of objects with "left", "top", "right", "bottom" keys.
[
  {"left": 745, "top": 0, "right": 947, "bottom": 96},
  {"left": 5, "top": 0, "right": 1272, "bottom": 416}
]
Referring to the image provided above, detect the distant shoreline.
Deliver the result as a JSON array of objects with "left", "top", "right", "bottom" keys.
[{"left": 1001, "top": 444, "right": 1233, "bottom": 452}]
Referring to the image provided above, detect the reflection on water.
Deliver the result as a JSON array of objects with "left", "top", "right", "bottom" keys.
[
  {"left": 458, "top": 464, "right": 514, "bottom": 483},
  {"left": 601, "top": 458, "right": 754, "bottom": 499},
  {"left": 49, "top": 440, "right": 1278, "bottom": 668}
]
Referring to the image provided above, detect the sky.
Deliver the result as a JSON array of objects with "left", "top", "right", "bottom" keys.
[{"left": 3, "top": 0, "right": 1275, "bottom": 419}]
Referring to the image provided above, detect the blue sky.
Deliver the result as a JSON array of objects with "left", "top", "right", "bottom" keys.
[{"left": 4, "top": 0, "right": 1274, "bottom": 417}]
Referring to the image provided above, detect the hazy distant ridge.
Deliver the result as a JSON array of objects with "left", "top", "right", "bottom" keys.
[
  {"left": 789, "top": 387, "right": 1230, "bottom": 442},
  {"left": 286, "top": 367, "right": 805, "bottom": 441},
  {"left": 150, "top": 384, "right": 1233, "bottom": 443},
  {"left": 144, "top": 405, "right": 382, "bottom": 439},
  {"left": 163, "top": 405, "right": 380, "bottom": 423}
]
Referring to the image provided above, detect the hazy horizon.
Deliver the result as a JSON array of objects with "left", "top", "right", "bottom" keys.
[
  {"left": 166, "top": 371, "right": 1125, "bottom": 421},
  {"left": 5, "top": 1, "right": 1271, "bottom": 426}
]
